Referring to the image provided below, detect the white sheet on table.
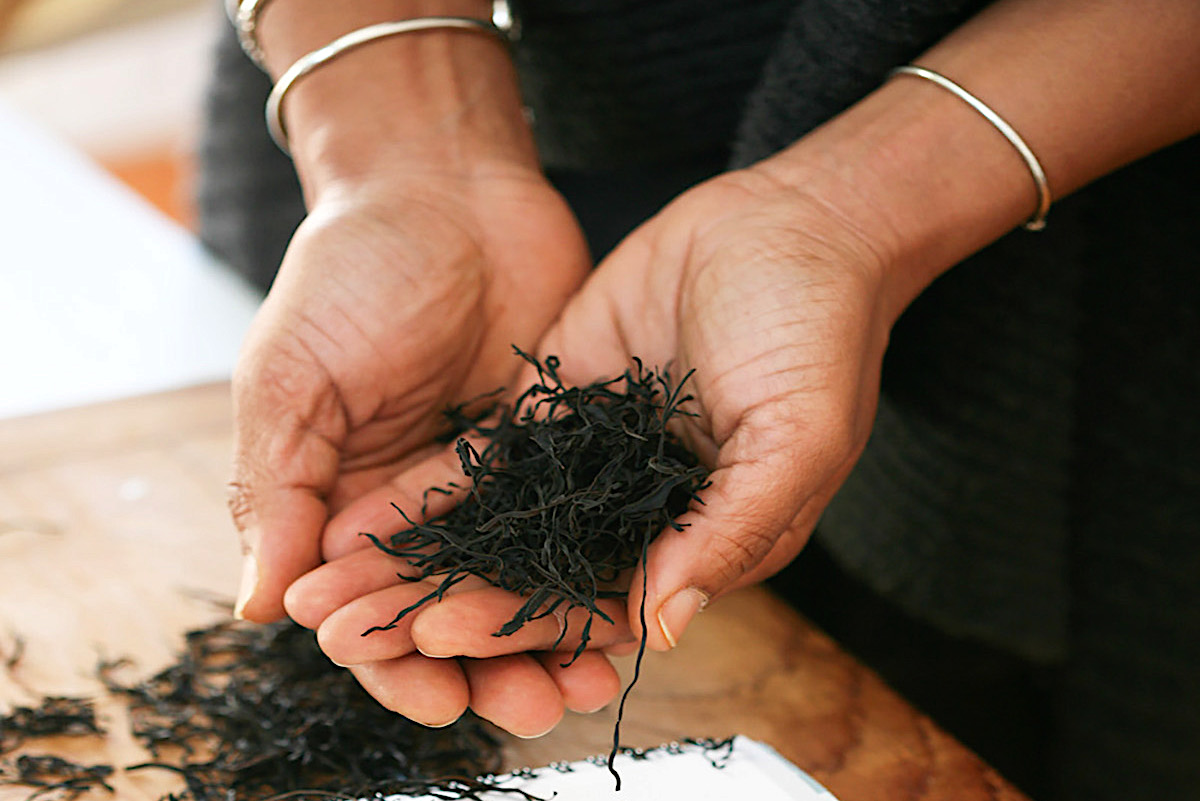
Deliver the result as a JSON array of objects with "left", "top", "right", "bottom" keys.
[
  {"left": 402, "top": 736, "right": 838, "bottom": 800},
  {"left": 0, "top": 100, "right": 262, "bottom": 419}
]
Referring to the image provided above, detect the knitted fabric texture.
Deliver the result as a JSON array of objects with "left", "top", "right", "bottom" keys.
[
  {"left": 511, "top": 0, "right": 796, "bottom": 169},
  {"left": 197, "top": 20, "right": 303, "bottom": 292}
]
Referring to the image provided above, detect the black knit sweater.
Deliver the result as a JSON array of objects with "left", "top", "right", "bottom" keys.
[{"left": 197, "top": 2, "right": 1200, "bottom": 798}]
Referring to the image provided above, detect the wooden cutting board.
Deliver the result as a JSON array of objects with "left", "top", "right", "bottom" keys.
[{"left": 0, "top": 383, "right": 1027, "bottom": 800}]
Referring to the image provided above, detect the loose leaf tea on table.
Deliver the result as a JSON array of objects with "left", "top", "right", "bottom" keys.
[
  {"left": 102, "top": 620, "right": 507, "bottom": 800},
  {"left": 0, "top": 755, "right": 114, "bottom": 800},
  {"left": 363, "top": 350, "right": 711, "bottom": 788},
  {"left": 2, "top": 619, "right": 509, "bottom": 801},
  {"left": 0, "top": 697, "right": 103, "bottom": 754}
]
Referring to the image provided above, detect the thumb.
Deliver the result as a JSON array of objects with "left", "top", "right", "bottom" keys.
[
  {"left": 634, "top": 419, "right": 841, "bottom": 651},
  {"left": 228, "top": 364, "right": 345, "bottom": 623}
]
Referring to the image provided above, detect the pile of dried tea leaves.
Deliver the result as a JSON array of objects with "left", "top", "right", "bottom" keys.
[
  {"left": 363, "top": 350, "right": 711, "bottom": 788},
  {"left": 0, "top": 696, "right": 103, "bottom": 753},
  {"left": 1, "top": 620, "right": 510, "bottom": 801},
  {"left": 0, "top": 755, "right": 114, "bottom": 800},
  {"left": 365, "top": 351, "right": 710, "bottom": 659}
]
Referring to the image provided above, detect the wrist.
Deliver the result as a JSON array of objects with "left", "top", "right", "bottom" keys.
[
  {"left": 255, "top": 0, "right": 537, "bottom": 203},
  {"left": 755, "top": 0, "right": 1200, "bottom": 325},
  {"left": 755, "top": 72, "right": 1037, "bottom": 324}
]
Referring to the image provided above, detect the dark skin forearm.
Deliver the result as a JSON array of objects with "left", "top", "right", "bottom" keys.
[
  {"left": 253, "top": 0, "right": 537, "bottom": 204},
  {"left": 759, "top": 0, "right": 1200, "bottom": 323}
]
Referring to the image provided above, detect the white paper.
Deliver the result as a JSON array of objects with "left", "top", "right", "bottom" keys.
[
  {"left": 0, "top": 100, "right": 263, "bottom": 419},
  {"left": 402, "top": 737, "right": 838, "bottom": 800}
]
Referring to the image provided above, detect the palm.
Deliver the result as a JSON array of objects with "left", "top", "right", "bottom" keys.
[
  {"left": 299, "top": 187, "right": 579, "bottom": 503},
  {"left": 231, "top": 170, "right": 588, "bottom": 615},
  {"left": 540, "top": 169, "right": 892, "bottom": 602}
]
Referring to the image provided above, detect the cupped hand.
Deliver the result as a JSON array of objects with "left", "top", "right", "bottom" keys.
[
  {"left": 427, "top": 163, "right": 900, "bottom": 650},
  {"left": 229, "top": 163, "right": 589, "bottom": 624},
  {"left": 552, "top": 165, "right": 899, "bottom": 650},
  {"left": 292, "top": 161, "right": 905, "bottom": 734}
]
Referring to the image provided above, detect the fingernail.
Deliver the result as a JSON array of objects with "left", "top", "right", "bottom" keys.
[
  {"left": 421, "top": 716, "right": 460, "bottom": 729},
  {"left": 513, "top": 722, "right": 558, "bottom": 740},
  {"left": 656, "top": 588, "right": 708, "bottom": 649},
  {"left": 233, "top": 553, "right": 259, "bottom": 620},
  {"left": 415, "top": 645, "right": 454, "bottom": 659}
]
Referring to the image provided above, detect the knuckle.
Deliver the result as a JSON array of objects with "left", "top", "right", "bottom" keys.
[
  {"left": 804, "top": 414, "right": 858, "bottom": 474},
  {"left": 225, "top": 480, "right": 255, "bottom": 530},
  {"left": 754, "top": 393, "right": 858, "bottom": 481},
  {"left": 706, "top": 519, "right": 778, "bottom": 588},
  {"left": 233, "top": 323, "right": 341, "bottom": 417}
]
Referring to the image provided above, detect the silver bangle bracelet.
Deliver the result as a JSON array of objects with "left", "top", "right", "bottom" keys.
[
  {"left": 235, "top": 0, "right": 275, "bottom": 70},
  {"left": 265, "top": 15, "right": 511, "bottom": 154},
  {"left": 889, "top": 64, "right": 1051, "bottom": 232},
  {"left": 225, "top": 0, "right": 275, "bottom": 70}
]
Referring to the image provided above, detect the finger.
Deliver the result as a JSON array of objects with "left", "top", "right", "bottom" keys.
[
  {"left": 634, "top": 414, "right": 862, "bottom": 651},
  {"left": 461, "top": 655, "right": 564, "bottom": 738},
  {"left": 535, "top": 650, "right": 622, "bottom": 714},
  {"left": 349, "top": 654, "right": 469, "bottom": 728},
  {"left": 284, "top": 545, "right": 491, "bottom": 629},
  {"left": 633, "top": 451, "right": 810, "bottom": 651},
  {"left": 322, "top": 441, "right": 474, "bottom": 561},
  {"left": 229, "top": 355, "right": 346, "bottom": 623},
  {"left": 723, "top": 478, "right": 841, "bottom": 593},
  {"left": 409, "top": 587, "right": 633, "bottom": 659},
  {"left": 231, "top": 484, "right": 328, "bottom": 624},
  {"left": 315, "top": 582, "right": 441, "bottom": 667},
  {"left": 604, "top": 641, "right": 640, "bottom": 658},
  {"left": 284, "top": 546, "right": 425, "bottom": 628}
]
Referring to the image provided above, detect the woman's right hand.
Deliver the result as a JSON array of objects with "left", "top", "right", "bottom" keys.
[
  {"left": 230, "top": 158, "right": 599, "bottom": 732},
  {"left": 227, "top": 0, "right": 615, "bottom": 735},
  {"left": 231, "top": 157, "right": 592, "bottom": 620}
]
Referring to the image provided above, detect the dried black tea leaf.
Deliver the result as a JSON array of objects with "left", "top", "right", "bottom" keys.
[
  {"left": 2, "top": 618, "right": 508, "bottom": 801},
  {"left": 1, "top": 670, "right": 109, "bottom": 800},
  {"left": 102, "top": 619, "right": 506, "bottom": 801},
  {"left": 365, "top": 349, "right": 709, "bottom": 659},
  {"left": 0, "top": 754, "right": 115, "bottom": 800},
  {"left": 363, "top": 349, "right": 711, "bottom": 789},
  {"left": 0, "top": 697, "right": 103, "bottom": 754}
]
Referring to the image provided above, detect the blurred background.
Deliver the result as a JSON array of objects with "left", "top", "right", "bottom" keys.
[
  {"left": 0, "top": 0, "right": 218, "bottom": 226},
  {"left": 0, "top": 0, "right": 263, "bottom": 419}
]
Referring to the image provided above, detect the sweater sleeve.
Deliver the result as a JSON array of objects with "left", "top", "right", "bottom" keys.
[
  {"left": 511, "top": 0, "right": 797, "bottom": 170},
  {"left": 195, "top": 11, "right": 304, "bottom": 293},
  {"left": 730, "top": 0, "right": 987, "bottom": 167}
]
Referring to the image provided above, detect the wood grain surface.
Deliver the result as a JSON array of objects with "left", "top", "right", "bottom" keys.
[{"left": 0, "top": 384, "right": 1029, "bottom": 800}]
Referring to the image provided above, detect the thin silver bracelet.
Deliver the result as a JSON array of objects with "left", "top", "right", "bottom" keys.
[
  {"left": 225, "top": 0, "right": 275, "bottom": 70},
  {"left": 889, "top": 65, "right": 1051, "bottom": 232},
  {"left": 236, "top": 0, "right": 276, "bottom": 70},
  {"left": 265, "top": 14, "right": 512, "bottom": 154},
  {"left": 229, "top": 0, "right": 518, "bottom": 72}
]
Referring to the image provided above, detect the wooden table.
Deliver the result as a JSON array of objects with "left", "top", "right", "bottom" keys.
[{"left": 0, "top": 384, "right": 1028, "bottom": 801}]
